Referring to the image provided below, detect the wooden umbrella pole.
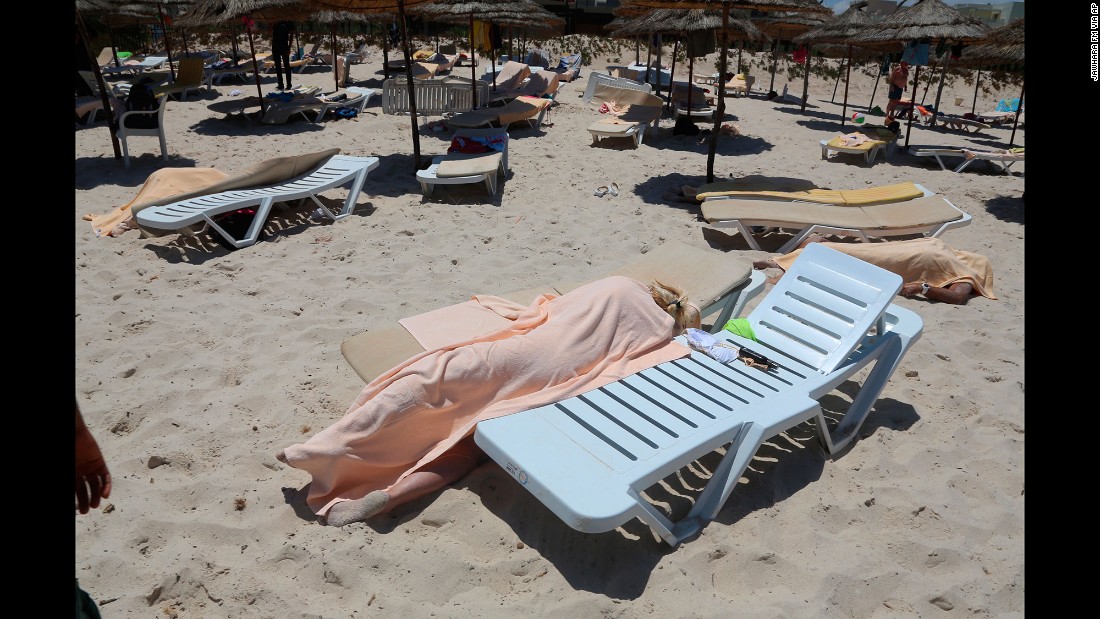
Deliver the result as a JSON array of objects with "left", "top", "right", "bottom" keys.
[
  {"left": 768, "top": 39, "right": 778, "bottom": 93},
  {"left": 868, "top": 54, "right": 884, "bottom": 110},
  {"left": 971, "top": 67, "right": 981, "bottom": 114},
  {"left": 666, "top": 38, "right": 679, "bottom": 112},
  {"left": 707, "top": 6, "right": 730, "bottom": 184},
  {"left": 655, "top": 33, "right": 662, "bottom": 98},
  {"left": 156, "top": 1, "right": 176, "bottom": 81},
  {"left": 77, "top": 9, "right": 122, "bottom": 159},
  {"left": 1008, "top": 82, "right": 1023, "bottom": 146},
  {"left": 398, "top": 0, "right": 422, "bottom": 169},
  {"left": 107, "top": 17, "right": 122, "bottom": 68},
  {"left": 687, "top": 53, "right": 694, "bottom": 113},
  {"left": 469, "top": 13, "right": 477, "bottom": 107},
  {"left": 840, "top": 45, "right": 852, "bottom": 125},
  {"left": 903, "top": 64, "right": 920, "bottom": 149},
  {"left": 246, "top": 19, "right": 265, "bottom": 116},
  {"left": 931, "top": 47, "right": 951, "bottom": 127},
  {"left": 831, "top": 56, "right": 842, "bottom": 103},
  {"left": 800, "top": 45, "right": 810, "bottom": 113},
  {"left": 382, "top": 23, "right": 390, "bottom": 80},
  {"left": 331, "top": 25, "right": 339, "bottom": 92}
]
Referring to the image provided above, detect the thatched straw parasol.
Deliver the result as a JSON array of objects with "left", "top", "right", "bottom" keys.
[
  {"left": 752, "top": 11, "right": 827, "bottom": 94},
  {"left": 621, "top": 0, "right": 832, "bottom": 183},
  {"left": 848, "top": 0, "right": 989, "bottom": 147},
  {"left": 793, "top": 1, "right": 881, "bottom": 124},
  {"left": 961, "top": 18, "right": 1024, "bottom": 146}
]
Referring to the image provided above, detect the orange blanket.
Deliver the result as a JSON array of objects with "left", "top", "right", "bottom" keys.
[
  {"left": 775, "top": 238, "right": 997, "bottom": 299},
  {"left": 280, "top": 276, "right": 690, "bottom": 517}
]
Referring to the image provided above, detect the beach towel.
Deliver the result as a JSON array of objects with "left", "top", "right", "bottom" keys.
[
  {"left": 279, "top": 275, "right": 690, "bottom": 518},
  {"left": 774, "top": 238, "right": 997, "bottom": 299}
]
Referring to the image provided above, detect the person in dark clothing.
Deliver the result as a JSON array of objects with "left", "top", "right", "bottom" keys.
[{"left": 271, "top": 20, "right": 296, "bottom": 90}]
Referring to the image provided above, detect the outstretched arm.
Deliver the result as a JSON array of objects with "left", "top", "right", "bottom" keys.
[
  {"left": 899, "top": 281, "right": 973, "bottom": 305},
  {"left": 76, "top": 402, "right": 112, "bottom": 515}
]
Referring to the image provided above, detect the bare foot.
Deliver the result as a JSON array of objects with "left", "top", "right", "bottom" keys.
[
  {"left": 324, "top": 491, "right": 390, "bottom": 527},
  {"left": 275, "top": 450, "right": 287, "bottom": 464},
  {"left": 752, "top": 259, "right": 779, "bottom": 270}
]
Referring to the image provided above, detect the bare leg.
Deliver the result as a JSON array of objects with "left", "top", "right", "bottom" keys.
[{"left": 325, "top": 436, "right": 485, "bottom": 527}]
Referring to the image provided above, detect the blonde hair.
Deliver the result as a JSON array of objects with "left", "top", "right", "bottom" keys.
[{"left": 649, "top": 280, "right": 701, "bottom": 333}]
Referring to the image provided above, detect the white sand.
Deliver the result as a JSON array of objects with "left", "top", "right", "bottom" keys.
[{"left": 76, "top": 43, "right": 1024, "bottom": 617}]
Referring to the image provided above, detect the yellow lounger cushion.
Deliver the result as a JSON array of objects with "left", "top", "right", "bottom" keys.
[{"left": 695, "top": 181, "right": 925, "bottom": 206}]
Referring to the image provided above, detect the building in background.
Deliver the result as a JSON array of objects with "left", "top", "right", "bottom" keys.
[{"left": 954, "top": 2, "right": 1024, "bottom": 27}]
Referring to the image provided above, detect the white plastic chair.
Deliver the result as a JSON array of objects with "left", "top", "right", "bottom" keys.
[{"left": 117, "top": 95, "right": 169, "bottom": 167}]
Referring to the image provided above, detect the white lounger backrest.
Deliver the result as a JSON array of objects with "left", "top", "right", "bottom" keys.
[
  {"left": 747, "top": 243, "right": 902, "bottom": 374},
  {"left": 582, "top": 72, "right": 653, "bottom": 104}
]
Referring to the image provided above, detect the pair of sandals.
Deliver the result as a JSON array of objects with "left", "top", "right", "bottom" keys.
[{"left": 593, "top": 183, "right": 619, "bottom": 198}]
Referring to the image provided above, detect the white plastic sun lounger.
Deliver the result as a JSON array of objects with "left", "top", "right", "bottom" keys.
[
  {"left": 913, "top": 148, "right": 1023, "bottom": 174},
  {"left": 700, "top": 187, "right": 972, "bottom": 254},
  {"left": 416, "top": 127, "right": 509, "bottom": 198},
  {"left": 473, "top": 243, "right": 922, "bottom": 546},
  {"left": 135, "top": 154, "right": 380, "bottom": 249}
]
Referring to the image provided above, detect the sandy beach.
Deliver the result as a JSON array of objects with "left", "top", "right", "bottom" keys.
[{"left": 75, "top": 40, "right": 1024, "bottom": 618}]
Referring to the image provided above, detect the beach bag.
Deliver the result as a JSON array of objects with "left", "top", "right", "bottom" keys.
[
  {"left": 335, "top": 107, "right": 357, "bottom": 119},
  {"left": 673, "top": 115, "right": 700, "bottom": 136},
  {"left": 209, "top": 206, "right": 267, "bottom": 251},
  {"left": 122, "top": 83, "right": 158, "bottom": 129}
]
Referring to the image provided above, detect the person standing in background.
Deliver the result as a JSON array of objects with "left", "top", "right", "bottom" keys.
[
  {"left": 271, "top": 20, "right": 296, "bottom": 91},
  {"left": 885, "top": 60, "right": 910, "bottom": 124}
]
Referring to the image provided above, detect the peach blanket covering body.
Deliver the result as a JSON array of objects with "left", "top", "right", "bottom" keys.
[
  {"left": 281, "top": 276, "right": 690, "bottom": 517},
  {"left": 775, "top": 238, "right": 997, "bottom": 299}
]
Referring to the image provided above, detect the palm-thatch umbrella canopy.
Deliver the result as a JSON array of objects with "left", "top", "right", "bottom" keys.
[
  {"left": 848, "top": 0, "right": 989, "bottom": 147},
  {"left": 959, "top": 18, "right": 1024, "bottom": 146},
  {"left": 621, "top": 0, "right": 832, "bottom": 183},
  {"left": 752, "top": 11, "right": 827, "bottom": 93},
  {"left": 304, "top": 0, "right": 438, "bottom": 170},
  {"left": 793, "top": 1, "right": 882, "bottom": 123},
  {"left": 411, "top": 0, "right": 561, "bottom": 103}
]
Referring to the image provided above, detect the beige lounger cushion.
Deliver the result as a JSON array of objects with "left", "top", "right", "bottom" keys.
[
  {"left": 341, "top": 286, "right": 558, "bottom": 384},
  {"left": 701, "top": 195, "right": 962, "bottom": 230},
  {"left": 861, "top": 195, "right": 968, "bottom": 229},
  {"left": 588, "top": 119, "right": 635, "bottom": 134},
  {"left": 435, "top": 152, "right": 503, "bottom": 178},
  {"left": 340, "top": 240, "right": 751, "bottom": 384}
]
